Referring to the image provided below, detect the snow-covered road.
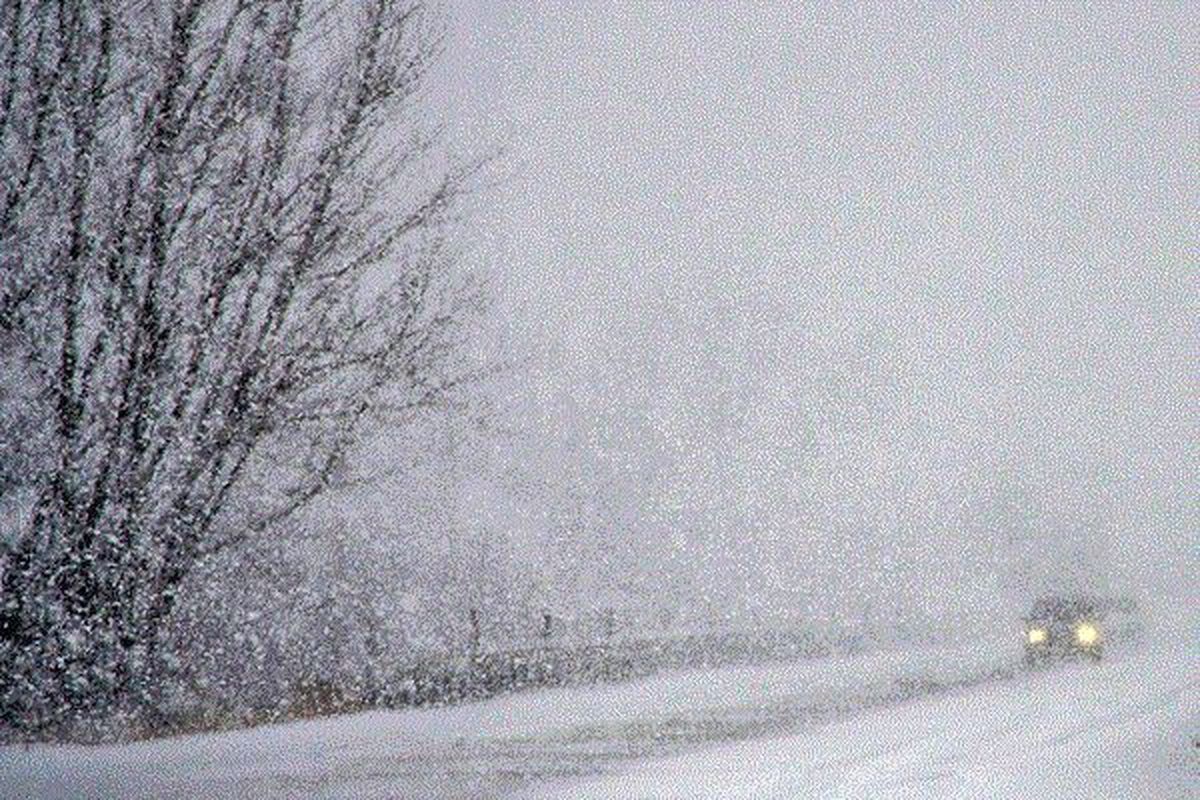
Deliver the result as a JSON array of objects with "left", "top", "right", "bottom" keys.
[
  {"left": 2, "top": 632, "right": 1194, "bottom": 799},
  {"left": 530, "top": 636, "right": 1197, "bottom": 800}
]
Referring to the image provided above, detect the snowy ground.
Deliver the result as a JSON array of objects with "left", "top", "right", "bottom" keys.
[
  {"left": 528, "top": 635, "right": 1198, "bottom": 800},
  {"left": 1, "top": 629, "right": 1194, "bottom": 799}
]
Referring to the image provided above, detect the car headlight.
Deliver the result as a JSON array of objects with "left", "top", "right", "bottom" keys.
[
  {"left": 1027, "top": 627, "right": 1048, "bottom": 645},
  {"left": 1074, "top": 622, "right": 1099, "bottom": 646}
]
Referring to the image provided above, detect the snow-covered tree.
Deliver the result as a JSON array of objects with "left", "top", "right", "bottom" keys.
[{"left": 0, "top": 0, "right": 484, "bottom": 737}]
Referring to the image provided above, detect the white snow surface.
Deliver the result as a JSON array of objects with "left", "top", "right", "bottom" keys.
[
  {"left": 527, "top": 636, "right": 1198, "bottom": 800},
  {"left": 1, "top": 629, "right": 1195, "bottom": 799}
]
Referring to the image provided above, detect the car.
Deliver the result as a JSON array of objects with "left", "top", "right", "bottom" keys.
[{"left": 1022, "top": 594, "right": 1105, "bottom": 665}]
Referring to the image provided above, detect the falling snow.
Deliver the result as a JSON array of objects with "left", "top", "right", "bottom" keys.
[{"left": 1, "top": 1, "right": 1195, "bottom": 798}]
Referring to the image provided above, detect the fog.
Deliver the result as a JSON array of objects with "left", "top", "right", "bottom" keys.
[
  {"left": 434, "top": 2, "right": 1195, "bottom": 632},
  {"left": 3, "top": 3, "right": 1196, "bottom": 792}
]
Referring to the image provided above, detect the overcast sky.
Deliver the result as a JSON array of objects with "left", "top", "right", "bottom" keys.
[{"left": 433, "top": 2, "right": 1196, "bottom": 624}]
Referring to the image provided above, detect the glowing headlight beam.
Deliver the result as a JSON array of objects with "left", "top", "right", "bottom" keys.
[
  {"left": 1074, "top": 622, "right": 1099, "bottom": 646},
  {"left": 1027, "top": 627, "right": 1048, "bottom": 645}
]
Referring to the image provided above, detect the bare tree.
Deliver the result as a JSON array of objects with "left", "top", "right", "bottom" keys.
[{"left": 0, "top": 0, "right": 485, "bottom": 736}]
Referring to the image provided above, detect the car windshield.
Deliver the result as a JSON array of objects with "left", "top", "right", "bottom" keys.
[{"left": 1030, "top": 597, "right": 1099, "bottom": 621}]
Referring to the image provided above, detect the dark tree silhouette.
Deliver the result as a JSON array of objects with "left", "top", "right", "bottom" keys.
[{"left": 0, "top": 0, "right": 483, "bottom": 736}]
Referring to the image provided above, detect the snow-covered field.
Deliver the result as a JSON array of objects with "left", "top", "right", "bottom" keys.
[{"left": 1, "top": 628, "right": 1194, "bottom": 799}]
